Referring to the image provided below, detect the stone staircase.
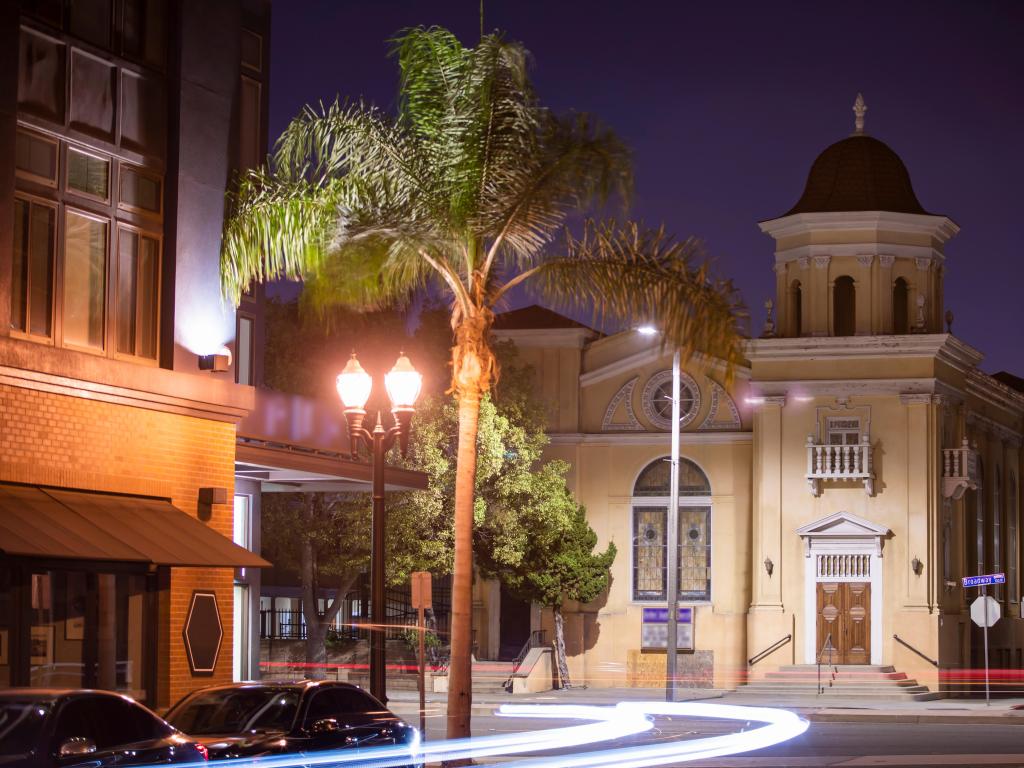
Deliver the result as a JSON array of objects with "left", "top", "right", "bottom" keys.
[{"left": 732, "top": 664, "right": 941, "bottom": 702}]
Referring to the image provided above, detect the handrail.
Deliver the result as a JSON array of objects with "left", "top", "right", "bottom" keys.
[
  {"left": 893, "top": 634, "right": 939, "bottom": 667},
  {"left": 816, "top": 633, "right": 835, "bottom": 695},
  {"left": 504, "top": 630, "right": 549, "bottom": 691},
  {"left": 748, "top": 634, "right": 792, "bottom": 667}
]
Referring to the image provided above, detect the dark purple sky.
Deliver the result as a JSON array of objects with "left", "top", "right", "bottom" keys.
[{"left": 269, "top": 1, "right": 1023, "bottom": 375}]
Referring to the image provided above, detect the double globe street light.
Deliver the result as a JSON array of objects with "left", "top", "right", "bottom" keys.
[{"left": 336, "top": 352, "right": 422, "bottom": 703}]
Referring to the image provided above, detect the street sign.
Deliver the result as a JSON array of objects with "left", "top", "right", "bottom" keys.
[
  {"left": 411, "top": 571, "right": 432, "bottom": 609},
  {"left": 962, "top": 573, "right": 1005, "bottom": 588},
  {"left": 971, "top": 595, "right": 1001, "bottom": 628}
]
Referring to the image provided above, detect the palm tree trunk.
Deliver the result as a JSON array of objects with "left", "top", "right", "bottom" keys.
[
  {"left": 553, "top": 605, "right": 571, "bottom": 689},
  {"left": 447, "top": 387, "right": 480, "bottom": 740}
]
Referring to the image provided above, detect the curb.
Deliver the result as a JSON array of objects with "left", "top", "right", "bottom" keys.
[{"left": 803, "top": 710, "right": 1024, "bottom": 726}]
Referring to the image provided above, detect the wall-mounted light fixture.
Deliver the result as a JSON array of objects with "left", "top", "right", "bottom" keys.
[
  {"left": 764, "top": 557, "right": 774, "bottom": 577},
  {"left": 197, "top": 486, "right": 228, "bottom": 522},
  {"left": 198, "top": 346, "right": 232, "bottom": 373},
  {"left": 911, "top": 556, "right": 923, "bottom": 576}
]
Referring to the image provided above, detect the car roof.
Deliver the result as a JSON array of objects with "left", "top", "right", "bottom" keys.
[
  {"left": 0, "top": 689, "right": 140, "bottom": 703},
  {"left": 187, "top": 680, "right": 367, "bottom": 694}
]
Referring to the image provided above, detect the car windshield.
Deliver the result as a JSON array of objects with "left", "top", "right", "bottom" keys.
[
  {"left": 165, "top": 689, "right": 300, "bottom": 735},
  {"left": 0, "top": 701, "right": 50, "bottom": 757}
]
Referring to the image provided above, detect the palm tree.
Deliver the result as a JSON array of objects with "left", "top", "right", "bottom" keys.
[{"left": 220, "top": 26, "right": 745, "bottom": 739}]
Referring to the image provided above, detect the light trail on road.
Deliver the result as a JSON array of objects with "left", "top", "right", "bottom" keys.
[{"left": 163, "top": 701, "right": 807, "bottom": 767}]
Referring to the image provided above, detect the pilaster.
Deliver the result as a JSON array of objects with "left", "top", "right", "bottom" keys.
[
  {"left": 751, "top": 396, "right": 786, "bottom": 611},
  {"left": 900, "top": 394, "right": 939, "bottom": 610}
]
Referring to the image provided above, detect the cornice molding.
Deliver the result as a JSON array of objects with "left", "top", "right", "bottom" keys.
[
  {"left": 745, "top": 334, "right": 983, "bottom": 372},
  {"left": 759, "top": 211, "right": 960, "bottom": 242},
  {"left": 549, "top": 431, "right": 752, "bottom": 446},
  {"left": 750, "top": 378, "right": 965, "bottom": 401},
  {"left": 580, "top": 342, "right": 751, "bottom": 388},
  {"left": 965, "top": 369, "right": 1024, "bottom": 420}
]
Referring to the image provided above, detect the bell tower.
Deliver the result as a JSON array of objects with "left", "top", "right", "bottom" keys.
[{"left": 760, "top": 95, "right": 958, "bottom": 338}]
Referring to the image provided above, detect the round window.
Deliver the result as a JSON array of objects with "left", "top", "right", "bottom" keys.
[{"left": 641, "top": 370, "right": 701, "bottom": 430}]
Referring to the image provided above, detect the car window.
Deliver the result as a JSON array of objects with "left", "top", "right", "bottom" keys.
[
  {"left": 53, "top": 698, "right": 100, "bottom": 750},
  {"left": 166, "top": 689, "right": 299, "bottom": 735},
  {"left": 54, "top": 696, "right": 166, "bottom": 751},
  {"left": 0, "top": 700, "right": 50, "bottom": 757},
  {"left": 303, "top": 687, "right": 380, "bottom": 726}
]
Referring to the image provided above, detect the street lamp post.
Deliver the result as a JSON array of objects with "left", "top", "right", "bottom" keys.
[
  {"left": 337, "top": 352, "right": 422, "bottom": 704},
  {"left": 638, "top": 327, "right": 681, "bottom": 702}
]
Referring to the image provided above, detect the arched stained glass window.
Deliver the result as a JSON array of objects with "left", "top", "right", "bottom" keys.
[
  {"left": 632, "top": 457, "right": 711, "bottom": 602},
  {"left": 633, "top": 457, "right": 711, "bottom": 497}
]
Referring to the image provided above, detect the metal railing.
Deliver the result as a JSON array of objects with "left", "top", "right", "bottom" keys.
[
  {"left": 893, "top": 634, "right": 939, "bottom": 667},
  {"left": 817, "top": 632, "right": 836, "bottom": 695},
  {"left": 505, "top": 630, "right": 549, "bottom": 691},
  {"left": 748, "top": 634, "right": 792, "bottom": 667}
]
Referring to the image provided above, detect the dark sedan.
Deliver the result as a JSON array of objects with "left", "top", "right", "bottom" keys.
[
  {"left": 0, "top": 689, "right": 207, "bottom": 766},
  {"left": 164, "top": 681, "right": 420, "bottom": 763}
]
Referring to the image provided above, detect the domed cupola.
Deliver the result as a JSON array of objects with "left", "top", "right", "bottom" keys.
[{"left": 759, "top": 95, "right": 958, "bottom": 339}]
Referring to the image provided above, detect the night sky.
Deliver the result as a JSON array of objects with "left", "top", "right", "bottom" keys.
[{"left": 269, "top": 1, "right": 1023, "bottom": 375}]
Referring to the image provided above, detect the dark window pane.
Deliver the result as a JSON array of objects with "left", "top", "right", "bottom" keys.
[
  {"left": 11, "top": 200, "right": 28, "bottom": 332},
  {"left": 64, "top": 211, "right": 107, "bottom": 349},
  {"left": 0, "top": 701, "right": 50, "bottom": 757},
  {"left": 240, "top": 29, "right": 262, "bottom": 71},
  {"left": 236, "top": 316, "right": 253, "bottom": 385},
  {"left": 120, "top": 166, "right": 162, "bottom": 213},
  {"left": 633, "top": 457, "right": 710, "bottom": 496},
  {"left": 116, "top": 230, "right": 159, "bottom": 359},
  {"left": 29, "top": 204, "right": 55, "bottom": 336},
  {"left": 123, "top": 0, "right": 165, "bottom": 66},
  {"left": 70, "top": 49, "right": 115, "bottom": 139},
  {"left": 67, "top": 148, "right": 109, "bottom": 199},
  {"left": 18, "top": 28, "right": 66, "bottom": 123},
  {"left": 304, "top": 687, "right": 380, "bottom": 726},
  {"left": 16, "top": 130, "right": 58, "bottom": 182},
  {"left": 53, "top": 699, "right": 97, "bottom": 747},
  {"left": 239, "top": 76, "right": 261, "bottom": 170},
  {"left": 69, "top": 0, "right": 112, "bottom": 49},
  {"left": 22, "top": 0, "right": 63, "bottom": 28},
  {"left": 120, "top": 71, "right": 166, "bottom": 157}
]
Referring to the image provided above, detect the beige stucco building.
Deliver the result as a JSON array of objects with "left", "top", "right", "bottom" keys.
[{"left": 486, "top": 102, "right": 1024, "bottom": 695}]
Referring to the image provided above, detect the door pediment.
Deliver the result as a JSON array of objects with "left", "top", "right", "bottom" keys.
[{"left": 796, "top": 511, "right": 891, "bottom": 556}]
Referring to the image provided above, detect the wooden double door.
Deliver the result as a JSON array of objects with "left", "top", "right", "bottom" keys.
[{"left": 816, "top": 581, "right": 870, "bottom": 665}]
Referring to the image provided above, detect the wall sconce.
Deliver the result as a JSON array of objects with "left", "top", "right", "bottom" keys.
[
  {"left": 911, "top": 556, "right": 923, "bottom": 576},
  {"left": 197, "top": 486, "right": 228, "bottom": 521},
  {"left": 198, "top": 347, "right": 232, "bottom": 373},
  {"left": 764, "top": 557, "right": 774, "bottom": 578}
]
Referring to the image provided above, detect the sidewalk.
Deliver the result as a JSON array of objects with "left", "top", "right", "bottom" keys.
[{"left": 384, "top": 686, "right": 1024, "bottom": 726}]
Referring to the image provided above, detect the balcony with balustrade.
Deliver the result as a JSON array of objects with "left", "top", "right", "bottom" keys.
[
  {"left": 805, "top": 435, "right": 875, "bottom": 496},
  {"left": 942, "top": 438, "right": 978, "bottom": 500}
]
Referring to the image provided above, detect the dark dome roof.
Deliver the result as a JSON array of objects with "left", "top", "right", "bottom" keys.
[{"left": 784, "top": 135, "right": 933, "bottom": 216}]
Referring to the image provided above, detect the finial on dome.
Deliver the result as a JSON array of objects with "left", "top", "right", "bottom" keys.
[{"left": 853, "top": 93, "right": 867, "bottom": 135}]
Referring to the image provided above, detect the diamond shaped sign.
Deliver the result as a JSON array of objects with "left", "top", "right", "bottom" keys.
[{"left": 183, "top": 591, "right": 223, "bottom": 675}]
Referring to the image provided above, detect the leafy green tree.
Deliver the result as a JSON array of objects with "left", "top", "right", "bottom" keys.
[
  {"left": 220, "top": 26, "right": 744, "bottom": 736},
  {"left": 478, "top": 497, "right": 616, "bottom": 689}
]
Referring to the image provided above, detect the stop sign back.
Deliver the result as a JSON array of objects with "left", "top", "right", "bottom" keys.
[{"left": 970, "top": 595, "right": 1000, "bottom": 628}]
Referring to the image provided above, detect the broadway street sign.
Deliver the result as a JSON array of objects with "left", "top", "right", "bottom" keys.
[{"left": 962, "top": 573, "right": 1006, "bottom": 588}]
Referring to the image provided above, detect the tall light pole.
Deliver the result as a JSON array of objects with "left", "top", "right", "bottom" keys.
[
  {"left": 638, "top": 326, "right": 681, "bottom": 702},
  {"left": 337, "top": 352, "right": 422, "bottom": 704}
]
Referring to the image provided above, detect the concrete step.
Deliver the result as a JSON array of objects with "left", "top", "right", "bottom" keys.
[
  {"left": 775, "top": 664, "right": 896, "bottom": 673},
  {"left": 740, "top": 683, "right": 932, "bottom": 695},
  {"left": 762, "top": 670, "right": 909, "bottom": 682},
  {"left": 731, "top": 690, "right": 943, "bottom": 702}
]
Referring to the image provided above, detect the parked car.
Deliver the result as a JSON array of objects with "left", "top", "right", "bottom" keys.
[
  {"left": 0, "top": 689, "right": 208, "bottom": 766},
  {"left": 164, "top": 681, "right": 419, "bottom": 763}
]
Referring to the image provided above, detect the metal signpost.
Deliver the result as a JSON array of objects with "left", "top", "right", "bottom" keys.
[
  {"left": 411, "top": 571, "right": 432, "bottom": 738},
  {"left": 666, "top": 348, "right": 681, "bottom": 702},
  {"left": 963, "top": 572, "right": 1004, "bottom": 706}
]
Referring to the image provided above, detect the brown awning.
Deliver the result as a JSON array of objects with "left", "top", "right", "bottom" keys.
[{"left": 0, "top": 484, "right": 269, "bottom": 568}]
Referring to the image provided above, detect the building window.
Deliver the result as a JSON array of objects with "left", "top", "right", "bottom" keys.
[
  {"left": 641, "top": 370, "right": 701, "bottom": 431},
  {"left": 241, "top": 29, "right": 262, "bottom": 72},
  {"left": 236, "top": 315, "right": 254, "bottom": 385},
  {"left": 119, "top": 164, "right": 162, "bottom": 216},
  {"left": 11, "top": 196, "right": 56, "bottom": 338},
  {"left": 233, "top": 494, "right": 251, "bottom": 550},
  {"left": 1009, "top": 473, "right": 1019, "bottom": 602},
  {"left": 239, "top": 75, "right": 262, "bottom": 171},
  {"left": 826, "top": 416, "right": 862, "bottom": 446},
  {"left": 833, "top": 275, "right": 855, "bottom": 336},
  {"left": 993, "top": 466, "right": 1002, "bottom": 598},
  {"left": 893, "top": 277, "right": 909, "bottom": 334},
  {"left": 16, "top": 129, "right": 58, "bottom": 186},
  {"left": 115, "top": 226, "right": 159, "bottom": 359},
  {"left": 790, "top": 279, "right": 802, "bottom": 337},
  {"left": 970, "top": 458, "right": 986, "bottom": 581},
  {"left": 63, "top": 209, "right": 108, "bottom": 350},
  {"left": 66, "top": 146, "right": 110, "bottom": 202},
  {"left": 631, "top": 457, "right": 711, "bottom": 602}
]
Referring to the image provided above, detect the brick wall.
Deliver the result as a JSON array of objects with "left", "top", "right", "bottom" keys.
[{"left": 0, "top": 382, "right": 239, "bottom": 707}]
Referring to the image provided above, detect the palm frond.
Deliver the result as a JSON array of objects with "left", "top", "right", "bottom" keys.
[{"left": 523, "top": 221, "right": 748, "bottom": 381}]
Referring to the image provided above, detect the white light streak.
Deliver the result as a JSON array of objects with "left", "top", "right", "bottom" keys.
[{"left": 162, "top": 701, "right": 806, "bottom": 768}]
